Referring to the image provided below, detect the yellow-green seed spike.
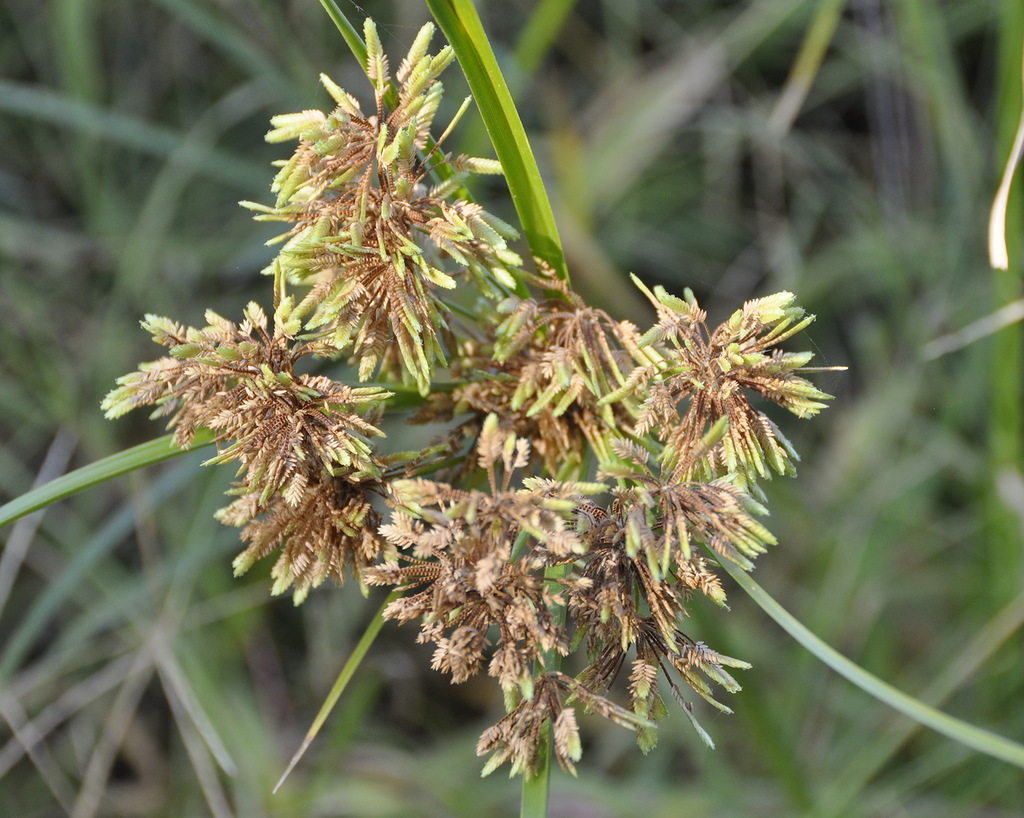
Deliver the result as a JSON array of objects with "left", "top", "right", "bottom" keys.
[{"left": 364, "top": 18, "right": 387, "bottom": 88}]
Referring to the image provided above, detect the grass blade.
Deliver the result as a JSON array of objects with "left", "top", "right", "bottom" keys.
[
  {"left": 425, "top": 0, "right": 570, "bottom": 287},
  {"left": 0, "top": 431, "right": 213, "bottom": 530},
  {"left": 273, "top": 589, "right": 401, "bottom": 793},
  {"left": 717, "top": 557, "right": 1024, "bottom": 769}
]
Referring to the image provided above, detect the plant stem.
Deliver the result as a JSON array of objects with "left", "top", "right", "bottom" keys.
[
  {"left": 518, "top": 561, "right": 572, "bottom": 817},
  {"left": 317, "top": 0, "right": 366, "bottom": 67},
  {"left": 519, "top": 737, "right": 551, "bottom": 818}
]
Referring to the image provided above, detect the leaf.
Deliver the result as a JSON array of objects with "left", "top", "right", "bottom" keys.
[
  {"left": 716, "top": 554, "right": 1024, "bottom": 769},
  {"left": 425, "top": 0, "right": 569, "bottom": 292},
  {"left": 0, "top": 432, "right": 214, "bottom": 530},
  {"left": 273, "top": 590, "right": 401, "bottom": 792}
]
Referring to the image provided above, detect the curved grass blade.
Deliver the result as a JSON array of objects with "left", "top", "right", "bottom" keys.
[
  {"left": 989, "top": 33, "right": 1024, "bottom": 270},
  {"left": 425, "top": 0, "right": 570, "bottom": 287},
  {"left": 0, "top": 431, "right": 214, "bottom": 530},
  {"left": 273, "top": 589, "right": 401, "bottom": 793},
  {"left": 816, "top": 584, "right": 1024, "bottom": 815},
  {"left": 717, "top": 557, "right": 1024, "bottom": 769}
]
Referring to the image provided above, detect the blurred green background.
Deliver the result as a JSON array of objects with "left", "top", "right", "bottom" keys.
[{"left": 2, "top": 0, "right": 1023, "bottom": 815}]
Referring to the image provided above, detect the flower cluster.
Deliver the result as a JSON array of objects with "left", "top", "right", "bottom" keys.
[
  {"left": 244, "top": 20, "right": 521, "bottom": 394},
  {"left": 412, "top": 282, "right": 639, "bottom": 474},
  {"left": 369, "top": 420, "right": 775, "bottom": 771},
  {"left": 615, "top": 278, "right": 832, "bottom": 485},
  {"left": 101, "top": 302, "right": 393, "bottom": 601},
  {"left": 104, "top": 17, "right": 839, "bottom": 775}
]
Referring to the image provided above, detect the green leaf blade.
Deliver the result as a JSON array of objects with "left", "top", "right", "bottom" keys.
[
  {"left": 0, "top": 431, "right": 214, "bottom": 530},
  {"left": 425, "top": 0, "right": 569, "bottom": 291},
  {"left": 716, "top": 556, "right": 1024, "bottom": 770}
]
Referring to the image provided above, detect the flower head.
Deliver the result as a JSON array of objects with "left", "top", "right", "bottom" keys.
[
  {"left": 414, "top": 286, "right": 641, "bottom": 474},
  {"left": 101, "top": 15, "right": 843, "bottom": 777},
  {"left": 221, "top": 473, "right": 390, "bottom": 603},
  {"left": 102, "top": 302, "right": 392, "bottom": 600},
  {"left": 367, "top": 417, "right": 595, "bottom": 692},
  {"left": 610, "top": 279, "right": 834, "bottom": 485},
  {"left": 245, "top": 19, "right": 523, "bottom": 393}
]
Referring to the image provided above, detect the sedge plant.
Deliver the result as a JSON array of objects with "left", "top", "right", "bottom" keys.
[
  {"left": 99, "top": 13, "right": 833, "bottom": 789},
  {"left": 7, "top": 3, "right": 1024, "bottom": 816}
]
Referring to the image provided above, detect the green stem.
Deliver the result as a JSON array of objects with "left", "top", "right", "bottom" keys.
[
  {"left": 519, "top": 738, "right": 551, "bottom": 818},
  {"left": 317, "top": 0, "right": 366, "bottom": 67},
  {"left": 518, "top": 561, "right": 571, "bottom": 818}
]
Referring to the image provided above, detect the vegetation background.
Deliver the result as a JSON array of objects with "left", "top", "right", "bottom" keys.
[{"left": 2, "top": 0, "right": 1022, "bottom": 815}]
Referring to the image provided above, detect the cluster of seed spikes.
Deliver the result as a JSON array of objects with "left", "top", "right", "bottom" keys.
[{"left": 103, "top": 18, "right": 837, "bottom": 776}]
